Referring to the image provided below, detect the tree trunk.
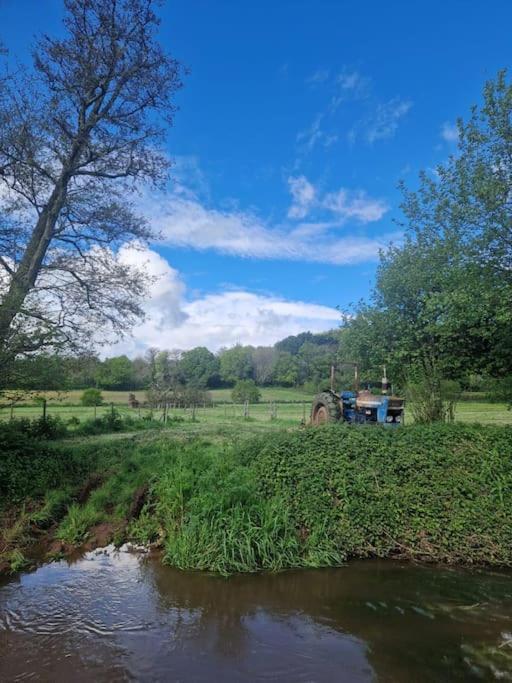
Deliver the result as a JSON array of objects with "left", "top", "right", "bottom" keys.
[{"left": 0, "top": 178, "right": 69, "bottom": 355}]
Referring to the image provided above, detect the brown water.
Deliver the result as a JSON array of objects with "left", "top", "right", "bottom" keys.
[{"left": 1, "top": 548, "right": 511, "bottom": 682}]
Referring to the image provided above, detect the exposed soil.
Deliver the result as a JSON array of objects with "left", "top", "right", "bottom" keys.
[{"left": 0, "top": 480, "right": 152, "bottom": 577}]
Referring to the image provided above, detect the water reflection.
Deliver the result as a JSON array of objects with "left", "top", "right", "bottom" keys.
[{"left": 0, "top": 547, "right": 511, "bottom": 681}]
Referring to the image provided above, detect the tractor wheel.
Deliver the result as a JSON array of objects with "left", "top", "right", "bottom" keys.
[{"left": 311, "top": 391, "right": 341, "bottom": 425}]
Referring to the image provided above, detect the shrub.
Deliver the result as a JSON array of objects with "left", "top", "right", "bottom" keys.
[
  {"left": 150, "top": 423, "right": 512, "bottom": 573},
  {"left": 486, "top": 376, "right": 512, "bottom": 405},
  {"left": 0, "top": 429, "right": 97, "bottom": 502},
  {"left": 406, "top": 374, "right": 461, "bottom": 423},
  {"left": 80, "top": 388, "right": 104, "bottom": 406},
  {"left": 231, "top": 379, "right": 261, "bottom": 404}
]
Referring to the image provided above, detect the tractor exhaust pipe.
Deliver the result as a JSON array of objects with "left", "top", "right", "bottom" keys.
[{"left": 382, "top": 365, "right": 389, "bottom": 395}]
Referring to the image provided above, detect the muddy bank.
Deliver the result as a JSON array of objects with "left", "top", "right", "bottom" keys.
[{"left": 0, "top": 478, "right": 150, "bottom": 576}]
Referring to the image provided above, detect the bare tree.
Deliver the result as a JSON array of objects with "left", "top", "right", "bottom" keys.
[{"left": 0, "top": 0, "right": 183, "bottom": 378}]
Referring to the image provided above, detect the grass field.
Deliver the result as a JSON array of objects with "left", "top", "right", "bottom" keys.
[
  {"left": 0, "top": 395, "right": 510, "bottom": 427},
  {"left": 0, "top": 386, "right": 312, "bottom": 407}
]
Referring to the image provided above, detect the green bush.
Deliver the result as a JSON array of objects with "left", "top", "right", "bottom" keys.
[
  {"left": 80, "top": 388, "right": 104, "bottom": 406},
  {"left": 0, "top": 415, "right": 67, "bottom": 441},
  {"left": 0, "top": 429, "right": 97, "bottom": 502},
  {"left": 231, "top": 379, "right": 261, "bottom": 404},
  {"left": 149, "top": 423, "right": 512, "bottom": 573}
]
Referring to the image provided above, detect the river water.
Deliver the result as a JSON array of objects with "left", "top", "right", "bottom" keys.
[{"left": 0, "top": 547, "right": 511, "bottom": 681}]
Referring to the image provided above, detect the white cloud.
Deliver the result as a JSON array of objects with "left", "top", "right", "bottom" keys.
[
  {"left": 141, "top": 180, "right": 394, "bottom": 266},
  {"left": 297, "top": 113, "right": 325, "bottom": 152},
  {"left": 441, "top": 121, "right": 458, "bottom": 143},
  {"left": 330, "top": 69, "right": 370, "bottom": 111},
  {"left": 364, "top": 97, "right": 412, "bottom": 143},
  {"left": 322, "top": 188, "right": 389, "bottom": 222},
  {"left": 287, "top": 175, "right": 388, "bottom": 223},
  {"left": 287, "top": 175, "right": 316, "bottom": 218},
  {"left": 109, "top": 247, "right": 342, "bottom": 355}
]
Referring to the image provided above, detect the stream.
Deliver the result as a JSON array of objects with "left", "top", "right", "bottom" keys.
[{"left": 1, "top": 547, "right": 511, "bottom": 681}]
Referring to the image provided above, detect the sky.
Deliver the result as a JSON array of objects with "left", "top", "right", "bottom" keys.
[{"left": 1, "top": 0, "right": 511, "bottom": 355}]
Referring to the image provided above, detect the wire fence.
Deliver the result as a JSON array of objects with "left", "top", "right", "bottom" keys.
[{"left": 0, "top": 398, "right": 312, "bottom": 425}]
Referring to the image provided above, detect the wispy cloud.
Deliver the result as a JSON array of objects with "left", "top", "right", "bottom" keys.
[
  {"left": 306, "top": 68, "right": 330, "bottom": 85},
  {"left": 287, "top": 175, "right": 388, "bottom": 224},
  {"left": 363, "top": 97, "right": 412, "bottom": 144},
  {"left": 330, "top": 68, "right": 371, "bottom": 111},
  {"left": 299, "top": 66, "right": 411, "bottom": 152},
  {"left": 287, "top": 176, "right": 316, "bottom": 219},
  {"left": 322, "top": 187, "right": 389, "bottom": 222},
  {"left": 140, "top": 177, "right": 396, "bottom": 267},
  {"left": 441, "top": 121, "right": 458, "bottom": 143}
]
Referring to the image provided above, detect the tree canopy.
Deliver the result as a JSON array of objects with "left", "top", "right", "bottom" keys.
[{"left": 341, "top": 71, "right": 512, "bottom": 393}]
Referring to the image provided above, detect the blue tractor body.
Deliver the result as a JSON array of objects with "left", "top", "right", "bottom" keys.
[{"left": 311, "top": 366, "right": 405, "bottom": 426}]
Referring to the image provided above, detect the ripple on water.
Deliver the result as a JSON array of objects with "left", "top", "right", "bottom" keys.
[{"left": 1, "top": 550, "right": 511, "bottom": 682}]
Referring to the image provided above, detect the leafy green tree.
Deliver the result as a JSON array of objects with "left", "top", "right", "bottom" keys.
[
  {"left": 179, "top": 347, "right": 220, "bottom": 388},
  {"left": 80, "top": 388, "right": 104, "bottom": 406},
  {"left": 342, "top": 71, "right": 512, "bottom": 394},
  {"left": 231, "top": 379, "right": 261, "bottom": 404},
  {"left": 95, "top": 356, "right": 134, "bottom": 390},
  {"left": 219, "top": 346, "right": 254, "bottom": 384},
  {"left": 272, "top": 352, "right": 300, "bottom": 386},
  {"left": 275, "top": 332, "right": 315, "bottom": 355},
  {"left": 9, "top": 354, "right": 70, "bottom": 390}
]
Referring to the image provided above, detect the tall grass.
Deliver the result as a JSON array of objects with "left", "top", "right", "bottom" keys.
[{"left": 4, "top": 422, "right": 512, "bottom": 575}]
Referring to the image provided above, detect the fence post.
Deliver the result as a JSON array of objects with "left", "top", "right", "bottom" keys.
[
  {"left": 111, "top": 402, "right": 115, "bottom": 418},
  {"left": 270, "top": 401, "right": 277, "bottom": 421},
  {"left": 42, "top": 398, "right": 47, "bottom": 421},
  {"left": 10, "top": 401, "right": 14, "bottom": 421},
  {"left": 243, "top": 400, "right": 249, "bottom": 419}
]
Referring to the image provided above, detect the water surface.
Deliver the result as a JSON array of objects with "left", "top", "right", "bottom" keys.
[{"left": 1, "top": 548, "right": 511, "bottom": 681}]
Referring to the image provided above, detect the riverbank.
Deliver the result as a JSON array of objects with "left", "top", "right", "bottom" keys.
[{"left": 1, "top": 423, "right": 512, "bottom": 575}]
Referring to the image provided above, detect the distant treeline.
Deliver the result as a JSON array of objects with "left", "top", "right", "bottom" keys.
[{"left": 8, "top": 331, "right": 340, "bottom": 392}]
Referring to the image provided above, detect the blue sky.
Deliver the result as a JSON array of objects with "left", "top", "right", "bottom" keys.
[{"left": 1, "top": 0, "right": 511, "bottom": 353}]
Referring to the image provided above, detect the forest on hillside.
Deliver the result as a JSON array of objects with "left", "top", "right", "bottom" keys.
[{"left": 5, "top": 330, "right": 341, "bottom": 392}]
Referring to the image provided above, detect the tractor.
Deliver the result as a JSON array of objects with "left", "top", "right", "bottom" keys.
[{"left": 311, "top": 363, "right": 405, "bottom": 426}]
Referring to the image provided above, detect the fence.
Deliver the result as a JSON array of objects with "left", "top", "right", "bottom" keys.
[{"left": 0, "top": 398, "right": 312, "bottom": 426}]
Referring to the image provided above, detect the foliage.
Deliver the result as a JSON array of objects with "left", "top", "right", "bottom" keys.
[
  {"left": 341, "top": 71, "right": 512, "bottom": 394},
  {"left": 95, "top": 356, "right": 135, "bottom": 390},
  {"left": 150, "top": 424, "right": 512, "bottom": 573},
  {"left": 80, "top": 388, "right": 104, "bottom": 406},
  {"left": 219, "top": 345, "right": 254, "bottom": 384},
  {"left": 0, "top": 430, "right": 96, "bottom": 502},
  {"left": 73, "top": 412, "right": 162, "bottom": 436},
  {"left": 486, "top": 376, "right": 512, "bottom": 406},
  {"left": 179, "top": 347, "right": 220, "bottom": 388},
  {"left": 3, "top": 423, "right": 512, "bottom": 575},
  {"left": 271, "top": 352, "right": 300, "bottom": 387},
  {"left": 0, "top": 415, "right": 68, "bottom": 441},
  {"left": 251, "top": 424, "right": 512, "bottom": 567},
  {"left": 406, "top": 372, "right": 461, "bottom": 424},
  {"left": 231, "top": 379, "right": 261, "bottom": 404}
]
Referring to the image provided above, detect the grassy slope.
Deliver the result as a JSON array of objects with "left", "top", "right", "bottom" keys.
[{"left": 2, "top": 422, "right": 512, "bottom": 575}]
